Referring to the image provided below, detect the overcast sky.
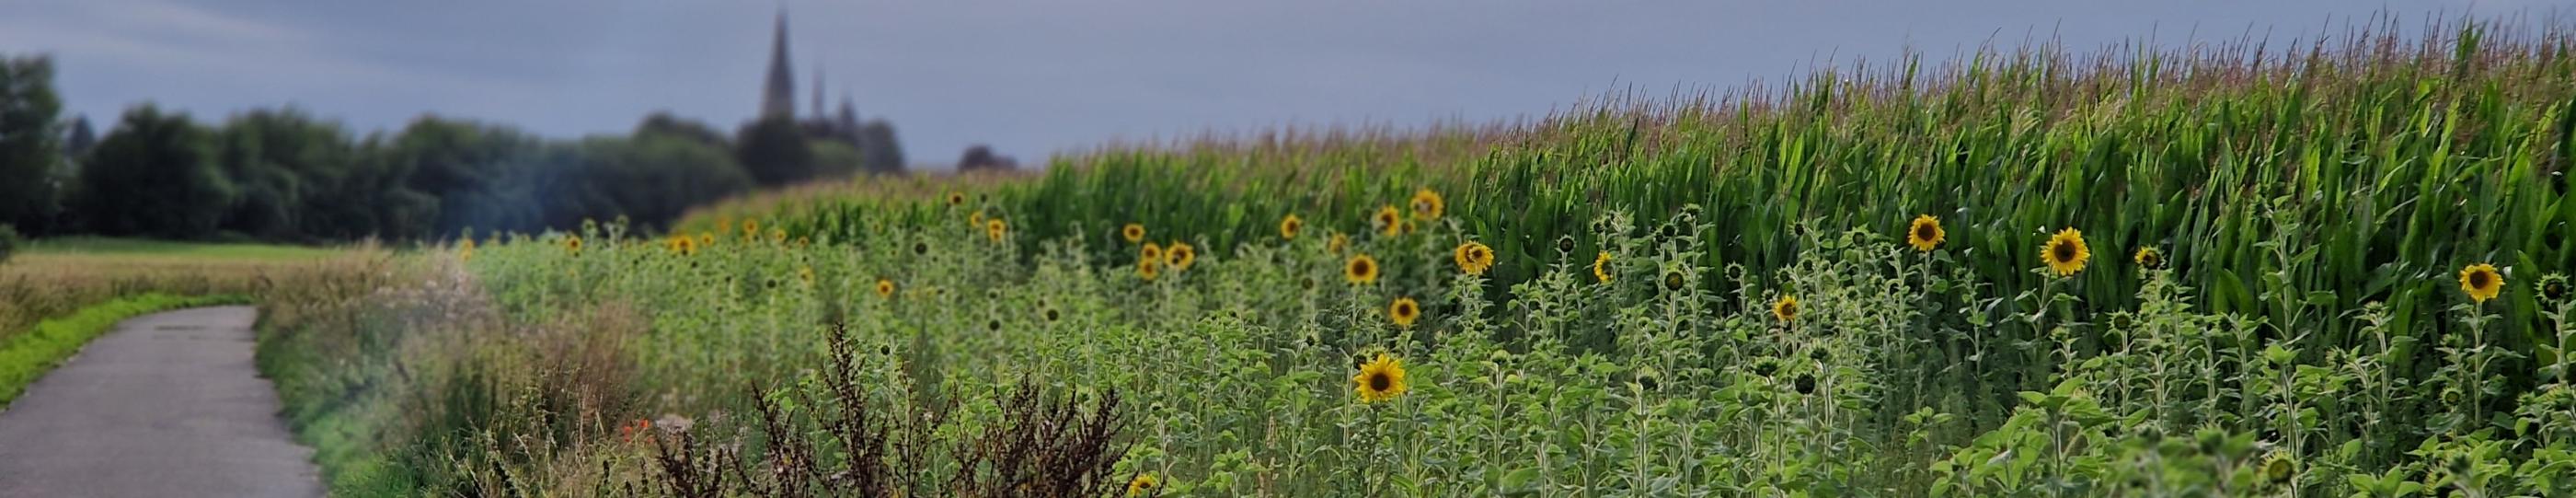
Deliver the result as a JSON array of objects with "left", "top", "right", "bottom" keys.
[{"left": 0, "top": 1, "right": 2549, "bottom": 167}]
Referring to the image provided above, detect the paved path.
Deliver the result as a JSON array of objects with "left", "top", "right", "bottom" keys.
[{"left": 0, "top": 306, "right": 323, "bottom": 497}]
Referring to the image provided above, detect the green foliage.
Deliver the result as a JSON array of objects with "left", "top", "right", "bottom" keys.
[
  {"left": 0, "top": 224, "right": 17, "bottom": 265},
  {"left": 737, "top": 116, "right": 815, "bottom": 186},
  {"left": 0, "top": 54, "right": 63, "bottom": 232},
  {"left": 76, "top": 104, "right": 235, "bottom": 239},
  {"left": 0, "top": 293, "right": 248, "bottom": 408}
]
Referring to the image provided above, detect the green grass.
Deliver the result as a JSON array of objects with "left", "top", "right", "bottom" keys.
[
  {"left": 0, "top": 293, "right": 250, "bottom": 409},
  {"left": 22, "top": 237, "right": 348, "bottom": 261}
]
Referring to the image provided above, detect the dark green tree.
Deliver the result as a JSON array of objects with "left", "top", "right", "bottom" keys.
[
  {"left": 0, "top": 55, "right": 63, "bottom": 232},
  {"left": 736, "top": 116, "right": 813, "bottom": 186},
  {"left": 77, "top": 104, "right": 234, "bottom": 239},
  {"left": 857, "top": 119, "right": 904, "bottom": 174}
]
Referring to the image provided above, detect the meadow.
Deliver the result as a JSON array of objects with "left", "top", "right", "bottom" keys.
[{"left": 254, "top": 20, "right": 2576, "bottom": 497}]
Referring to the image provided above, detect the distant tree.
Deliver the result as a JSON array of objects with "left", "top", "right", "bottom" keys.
[
  {"left": 387, "top": 116, "right": 542, "bottom": 236},
  {"left": 212, "top": 109, "right": 353, "bottom": 240},
  {"left": 63, "top": 115, "right": 93, "bottom": 158},
  {"left": 0, "top": 55, "right": 63, "bottom": 233},
  {"left": 857, "top": 119, "right": 904, "bottom": 174},
  {"left": 589, "top": 133, "right": 753, "bottom": 230},
  {"left": 736, "top": 116, "right": 813, "bottom": 186},
  {"left": 636, "top": 111, "right": 729, "bottom": 149},
  {"left": 811, "top": 140, "right": 863, "bottom": 178},
  {"left": 77, "top": 104, "right": 234, "bottom": 239},
  {"left": 957, "top": 145, "right": 1018, "bottom": 172}
]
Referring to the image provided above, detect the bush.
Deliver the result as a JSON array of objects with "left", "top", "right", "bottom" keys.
[{"left": 0, "top": 224, "right": 17, "bottom": 265}]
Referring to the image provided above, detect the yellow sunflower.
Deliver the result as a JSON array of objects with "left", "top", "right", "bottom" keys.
[
  {"left": 673, "top": 235, "right": 698, "bottom": 256},
  {"left": 1328, "top": 233, "right": 1349, "bottom": 254},
  {"left": 1279, "top": 214, "right": 1303, "bottom": 240},
  {"left": 984, "top": 218, "right": 1008, "bottom": 242},
  {"left": 1166, "top": 241, "right": 1197, "bottom": 272},
  {"left": 946, "top": 191, "right": 965, "bottom": 206},
  {"left": 742, "top": 219, "right": 760, "bottom": 240},
  {"left": 1141, "top": 242, "right": 1164, "bottom": 263},
  {"left": 1388, "top": 296, "right": 1421, "bottom": 328},
  {"left": 1410, "top": 188, "right": 1444, "bottom": 221},
  {"left": 1454, "top": 241, "right": 1494, "bottom": 275},
  {"left": 1352, "top": 353, "right": 1409, "bottom": 403},
  {"left": 698, "top": 233, "right": 715, "bottom": 249},
  {"left": 971, "top": 211, "right": 986, "bottom": 228},
  {"left": 1126, "top": 473, "right": 1159, "bottom": 496},
  {"left": 1345, "top": 253, "right": 1380, "bottom": 284},
  {"left": 874, "top": 279, "right": 895, "bottom": 298},
  {"left": 2133, "top": 247, "right": 2163, "bottom": 270},
  {"left": 717, "top": 217, "right": 734, "bottom": 236},
  {"left": 564, "top": 235, "right": 583, "bottom": 255},
  {"left": 797, "top": 266, "right": 815, "bottom": 287},
  {"left": 1139, "top": 258, "right": 1163, "bottom": 281},
  {"left": 770, "top": 228, "right": 787, "bottom": 245},
  {"left": 458, "top": 238, "right": 477, "bottom": 262},
  {"left": 1592, "top": 251, "right": 1615, "bottom": 284},
  {"left": 1373, "top": 204, "right": 1402, "bottom": 237},
  {"left": 1772, "top": 295, "right": 1800, "bottom": 323},
  {"left": 2460, "top": 263, "right": 2503, "bottom": 304},
  {"left": 2042, "top": 227, "right": 2090, "bottom": 277},
  {"left": 1121, "top": 223, "right": 1145, "bottom": 243},
  {"left": 1906, "top": 214, "right": 1944, "bottom": 252}
]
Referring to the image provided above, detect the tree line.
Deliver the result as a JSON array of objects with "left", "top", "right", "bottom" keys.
[{"left": 0, "top": 54, "right": 903, "bottom": 243}]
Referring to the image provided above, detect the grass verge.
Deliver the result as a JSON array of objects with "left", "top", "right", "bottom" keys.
[{"left": 0, "top": 293, "right": 251, "bottom": 408}]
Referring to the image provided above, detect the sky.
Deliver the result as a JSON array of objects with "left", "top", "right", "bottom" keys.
[{"left": 0, "top": 1, "right": 2551, "bottom": 168}]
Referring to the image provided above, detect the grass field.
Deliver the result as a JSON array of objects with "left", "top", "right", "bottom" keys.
[{"left": 251, "top": 20, "right": 2576, "bottom": 497}]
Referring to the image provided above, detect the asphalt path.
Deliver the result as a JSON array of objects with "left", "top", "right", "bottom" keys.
[{"left": 0, "top": 306, "right": 323, "bottom": 497}]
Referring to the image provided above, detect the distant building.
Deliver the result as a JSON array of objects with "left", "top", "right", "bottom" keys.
[
  {"left": 760, "top": 11, "right": 796, "bottom": 121},
  {"left": 759, "top": 10, "right": 904, "bottom": 174}
]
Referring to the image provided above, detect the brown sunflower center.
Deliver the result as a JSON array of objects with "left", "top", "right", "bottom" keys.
[
  {"left": 1397, "top": 304, "right": 1414, "bottom": 316},
  {"left": 2052, "top": 242, "right": 2076, "bottom": 262},
  {"left": 1354, "top": 260, "right": 1374, "bottom": 275},
  {"left": 1367, "top": 372, "right": 1392, "bottom": 391},
  {"left": 2471, "top": 272, "right": 2492, "bottom": 288},
  {"left": 1914, "top": 224, "right": 1936, "bottom": 241}
]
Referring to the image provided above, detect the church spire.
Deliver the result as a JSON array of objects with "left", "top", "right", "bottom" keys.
[
  {"left": 759, "top": 8, "right": 796, "bottom": 120},
  {"left": 812, "top": 62, "right": 826, "bottom": 119}
]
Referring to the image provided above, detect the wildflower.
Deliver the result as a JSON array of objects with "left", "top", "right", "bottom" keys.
[
  {"left": 1166, "top": 241, "right": 1196, "bottom": 272},
  {"left": 1126, "top": 473, "right": 1159, "bottom": 496},
  {"left": 1907, "top": 214, "right": 1944, "bottom": 252},
  {"left": 698, "top": 233, "right": 715, "bottom": 249},
  {"left": 1592, "top": 251, "right": 1615, "bottom": 284},
  {"left": 2042, "top": 227, "right": 2090, "bottom": 277},
  {"left": 1141, "top": 242, "right": 1164, "bottom": 264},
  {"left": 985, "top": 218, "right": 1008, "bottom": 242},
  {"left": 875, "top": 279, "right": 896, "bottom": 298},
  {"left": 458, "top": 238, "right": 476, "bottom": 262},
  {"left": 743, "top": 219, "right": 760, "bottom": 240},
  {"left": 1374, "top": 204, "right": 1402, "bottom": 237},
  {"left": 673, "top": 235, "right": 697, "bottom": 256},
  {"left": 564, "top": 235, "right": 583, "bottom": 255},
  {"left": 1122, "top": 223, "right": 1145, "bottom": 243},
  {"left": 972, "top": 210, "right": 987, "bottom": 228},
  {"left": 1279, "top": 214, "right": 1303, "bottom": 239},
  {"left": 1773, "top": 295, "right": 1800, "bottom": 323},
  {"left": 1410, "top": 188, "right": 1444, "bottom": 221},
  {"left": 1139, "top": 259, "right": 1162, "bottom": 281},
  {"left": 1454, "top": 241, "right": 1494, "bottom": 275},
  {"left": 1388, "top": 296, "right": 1421, "bottom": 328},
  {"left": 947, "top": 191, "right": 965, "bottom": 206},
  {"left": 1352, "top": 353, "right": 1409, "bottom": 402},
  {"left": 2460, "top": 263, "right": 2503, "bottom": 304},
  {"left": 770, "top": 228, "right": 787, "bottom": 245},
  {"left": 2133, "top": 247, "right": 2163, "bottom": 270},
  {"left": 798, "top": 266, "right": 815, "bottom": 287},
  {"left": 1345, "top": 254, "right": 1380, "bottom": 284},
  {"left": 1328, "top": 233, "right": 1350, "bottom": 254}
]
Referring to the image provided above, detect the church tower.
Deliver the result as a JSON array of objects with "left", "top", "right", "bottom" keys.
[{"left": 760, "top": 10, "right": 796, "bottom": 120}]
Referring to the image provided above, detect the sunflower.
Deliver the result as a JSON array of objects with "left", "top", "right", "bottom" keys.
[
  {"left": 2262, "top": 453, "right": 2296, "bottom": 484},
  {"left": 1906, "top": 214, "right": 1944, "bottom": 252},
  {"left": 1792, "top": 373, "right": 1817, "bottom": 395},
  {"left": 797, "top": 266, "right": 815, "bottom": 287},
  {"left": 2460, "top": 263, "right": 2503, "bottom": 304},
  {"left": 1352, "top": 353, "right": 1409, "bottom": 402},
  {"left": 673, "top": 235, "right": 698, "bottom": 256},
  {"left": 874, "top": 279, "right": 895, "bottom": 298},
  {"left": 1554, "top": 235, "right": 1577, "bottom": 256},
  {"left": 1345, "top": 254, "right": 1380, "bottom": 284},
  {"left": 1373, "top": 204, "right": 1403, "bottom": 237},
  {"left": 2042, "top": 227, "right": 2090, "bottom": 277},
  {"left": 564, "top": 235, "right": 583, "bottom": 255},
  {"left": 793, "top": 237, "right": 810, "bottom": 249},
  {"left": 1662, "top": 269, "right": 1686, "bottom": 292},
  {"left": 984, "top": 218, "right": 1008, "bottom": 242},
  {"left": 1139, "top": 259, "right": 1163, "bottom": 281},
  {"left": 1454, "top": 241, "right": 1494, "bottom": 275},
  {"left": 699, "top": 233, "right": 716, "bottom": 249},
  {"left": 1121, "top": 223, "right": 1145, "bottom": 243},
  {"left": 458, "top": 238, "right": 477, "bottom": 262},
  {"left": 912, "top": 240, "right": 929, "bottom": 256},
  {"left": 1592, "top": 251, "right": 1615, "bottom": 284},
  {"left": 1279, "top": 214, "right": 1303, "bottom": 240},
  {"left": 1126, "top": 473, "right": 1159, "bottom": 496},
  {"left": 770, "top": 228, "right": 787, "bottom": 245},
  {"left": 1328, "top": 233, "right": 1350, "bottom": 254},
  {"left": 1141, "top": 242, "right": 1164, "bottom": 264},
  {"left": 946, "top": 191, "right": 965, "bottom": 206},
  {"left": 2540, "top": 273, "right": 2570, "bottom": 304},
  {"left": 1388, "top": 296, "right": 1421, "bottom": 328},
  {"left": 717, "top": 217, "right": 734, "bottom": 236},
  {"left": 971, "top": 211, "right": 986, "bottom": 228},
  {"left": 1772, "top": 295, "right": 1800, "bottom": 323},
  {"left": 1166, "top": 241, "right": 1197, "bottom": 272},
  {"left": 2133, "top": 247, "right": 2163, "bottom": 270},
  {"left": 742, "top": 219, "right": 760, "bottom": 240},
  {"left": 1410, "top": 188, "right": 1444, "bottom": 221}
]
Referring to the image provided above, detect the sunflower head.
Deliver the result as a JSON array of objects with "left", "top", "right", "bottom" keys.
[
  {"left": 1139, "top": 259, "right": 1162, "bottom": 281},
  {"left": 1328, "top": 233, "right": 1349, "bottom": 254},
  {"left": 1792, "top": 373, "right": 1817, "bottom": 395},
  {"left": 874, "top": 279, "right": 895, "bottom": 298},
  {"left": 1374, "top": 204, "right": 1403, "bottom": 237},
  {"left": 1592, "top": 251, "right": 1615, "bottom": 284},
  {"left": 770, "top": 228, "right": 787, "bottom": 245},
  {"left": 1352, "top": 353, "right": 1409, "bottom": 403},
  {"left": 797, "top": 266, "right": 815, "bottom": 287},
  {"left": 564, "top": 236, "right": 583, "bottom": 254},
  {"left": 1279, "top": 214, "right": 1303, "bottom": 239},
  {"left": 2133, "top": 247, "right": 2164, "bottom": 270},
  {"left": 1662, "top": 269, "right": 1686, "bottom": 292},
  {"left": 946, "top": 191, "right": 965, "bottom": 206},
  {"left": 1166, "top": 242, "right": 1197, "bottom": 271},
  {"left": 1454, "top": 241, "right": 1494, "bottom": 275},
  {"left": 1043, "top": 307, "right": 1061, "bottom": 323},
  {"left": 912, "top": 240, "right": 930, "bottom": 256},
  {"left": 673, "top": 236, "right": 698, "bottom": 256},
  {"left": 2540, "top": 273, "right": 2570, "bottom": 304},
  {"left": 1345, "top": 254, "right": 1380, "bottom": 284},
  {"left": 1126, "top": 473, "right": 1159, "bottom": 496},
  {"left": 459, "top": 239, "right": 477, "bottom": 261},
  {"left": 2262, "top": 453, "right": 2296, "bottom": 484},
  {"left": 742, "top": 219, "right": 760, "bottom": 239},
  {"left": 971, "top": 211, "right": 986, "bottom": 228},
  {"left": 2042, "top": 227, "right": 2091, "bottom": 277},
  {"left": 700, "top": 233, "right": 716, "bottom": 249},
  {"left": 1410, "top": 188, "right": 1444, "bottom": 221},
  {"left": 1555, "top": 235, "right": 1578, "bottom": 256},
  {"left": 1772, "top": 295, "right": 1800, "bottom": 323},
  {"left": 1388, "top": 296, "right": 1421, "bottom": 328},
  {"left": 1121, "top": 223, "right": 1145, "bottom": 243},
  {"left": 1140, "top": 242, "right": 1163, "bottom": 263},
  {"left": 984, "top": 218, "right": 1008, "bottom": 242},
  {"left": 1906, "top": 214, "right": 1944, "bottom": 252},
  {"left": 2460, "top": 263, "right": 2503, "bottom": 304}
]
